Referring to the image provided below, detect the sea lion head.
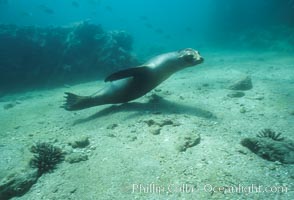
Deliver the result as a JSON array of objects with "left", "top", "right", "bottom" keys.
[{"left": 178, "top": 48, "right": 204, "bottom": 67}]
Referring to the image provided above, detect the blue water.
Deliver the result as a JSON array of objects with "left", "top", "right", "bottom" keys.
[{"left": 1, "top": 0, "right": 293, "bottom": 50}]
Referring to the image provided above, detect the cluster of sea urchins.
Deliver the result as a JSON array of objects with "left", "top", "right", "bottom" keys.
[{"left": 30, "top": 142, "right": 64, "bottom": 176}]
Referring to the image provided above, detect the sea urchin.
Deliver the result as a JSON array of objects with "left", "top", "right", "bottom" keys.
[
  {"left": 30, "top": 142, "right": 64, "bottom": 176},
  {"left": 256, "top": 129, "right": 285, "bottom": 141}
]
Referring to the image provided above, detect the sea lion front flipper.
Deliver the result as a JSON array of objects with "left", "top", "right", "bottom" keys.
[{"left": 104, "top": 66, "right": 150, "bottom": 82}]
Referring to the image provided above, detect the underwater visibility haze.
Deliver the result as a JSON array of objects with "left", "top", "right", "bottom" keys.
[{"left": 0, "top": 0, "right": 293, "bottom": 199}]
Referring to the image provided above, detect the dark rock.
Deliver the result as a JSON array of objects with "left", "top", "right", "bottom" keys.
[
  {"left": 158, "top": 119, "right": 174, "bottom": 127},
  {"left": 144, "top": 119, "right": 156, "bottom": 127},
  {"left": 241, "top": 137, "right": 294, "bottom": 164},
  {"left": 3, "top": 103, "right": 16, "bottom": 110},
  {"left": 106, "top": 124, "right": 118, "bottom": 130},
  {"left": 239, "top": 107, "right": 246, "bottom": 113},
  {"left": 229, "top": 76, "right": 253, "bottom": 90},
  {"left": 144, "top": 118, "right": 174, "bottom": 127},
  {"left": 227, "top": 91, "right": 245, "bottom": 98},
  {"left": 0, "top": 168, "right": 38, "bottom": 200}
]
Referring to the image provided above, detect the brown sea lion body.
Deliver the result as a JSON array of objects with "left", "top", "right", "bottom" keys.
[{"left": 63, "top": 48, "right": 204, "bottom": 111}]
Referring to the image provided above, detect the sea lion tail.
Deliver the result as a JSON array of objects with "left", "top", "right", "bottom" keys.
[{"left": 62, "top": 92, "right": 96, "bottom": 111}]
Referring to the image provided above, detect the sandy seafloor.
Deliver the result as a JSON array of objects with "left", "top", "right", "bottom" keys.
[{"left": 0, "top": 50, "right": 293, "bottom": 200}]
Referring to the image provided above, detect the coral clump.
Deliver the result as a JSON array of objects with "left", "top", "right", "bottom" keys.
[{"left": 30, "top": 142, "right": 64, "bottom": 176}]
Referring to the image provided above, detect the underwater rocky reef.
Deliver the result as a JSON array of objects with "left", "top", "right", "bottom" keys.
[
  {"left": 236, "top": 26, "right": 294, "bottom": 51},
  {"left": 208, "top": 26, "right": 294, "bottom": 52},
  {"left": 0, "top": 22, "right": 138, "bottom": 93}
]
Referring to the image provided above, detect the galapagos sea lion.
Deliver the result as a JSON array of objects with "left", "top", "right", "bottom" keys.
[{"left": 63, "top": 48, "right": 204, "bottom": 111}]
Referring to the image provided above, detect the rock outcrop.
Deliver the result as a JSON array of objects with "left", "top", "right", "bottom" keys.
[{"left": 0, "top": 22, "right": 138, "bottom": 92}]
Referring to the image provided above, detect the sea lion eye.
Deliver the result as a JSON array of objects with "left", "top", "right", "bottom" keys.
[{"left": 183, "top": 54, "right": 194, "bottom": 62}]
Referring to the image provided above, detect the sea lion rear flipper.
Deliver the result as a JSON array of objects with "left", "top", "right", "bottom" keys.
[
  {"left": 62, "top": 92, "right": 96, "bottom": 111},
  {"left": 104, "top": 66, "right": 150, "bottom": 82}
]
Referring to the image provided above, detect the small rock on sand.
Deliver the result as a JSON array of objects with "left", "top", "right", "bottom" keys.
[
  {"left": 3, "top": 102, "right": 16, "bottom": 110},
  {"left": 68, "top": 136, "right": 90, "bottom": 148},
  {"left": 227, "top": 91, "right": 245, "bottom": 98},
  {"left": 229, "top": 75, "right": 253, "bottom": 91},
  {"left": 149, "top": 126, "right": 161, "bottom": 135},
  {"left": 66, "top": 152, "right": 88, "bottom": 164},
  {"left": 176, "top": 132, "right": 201, "bottom": 152}
]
